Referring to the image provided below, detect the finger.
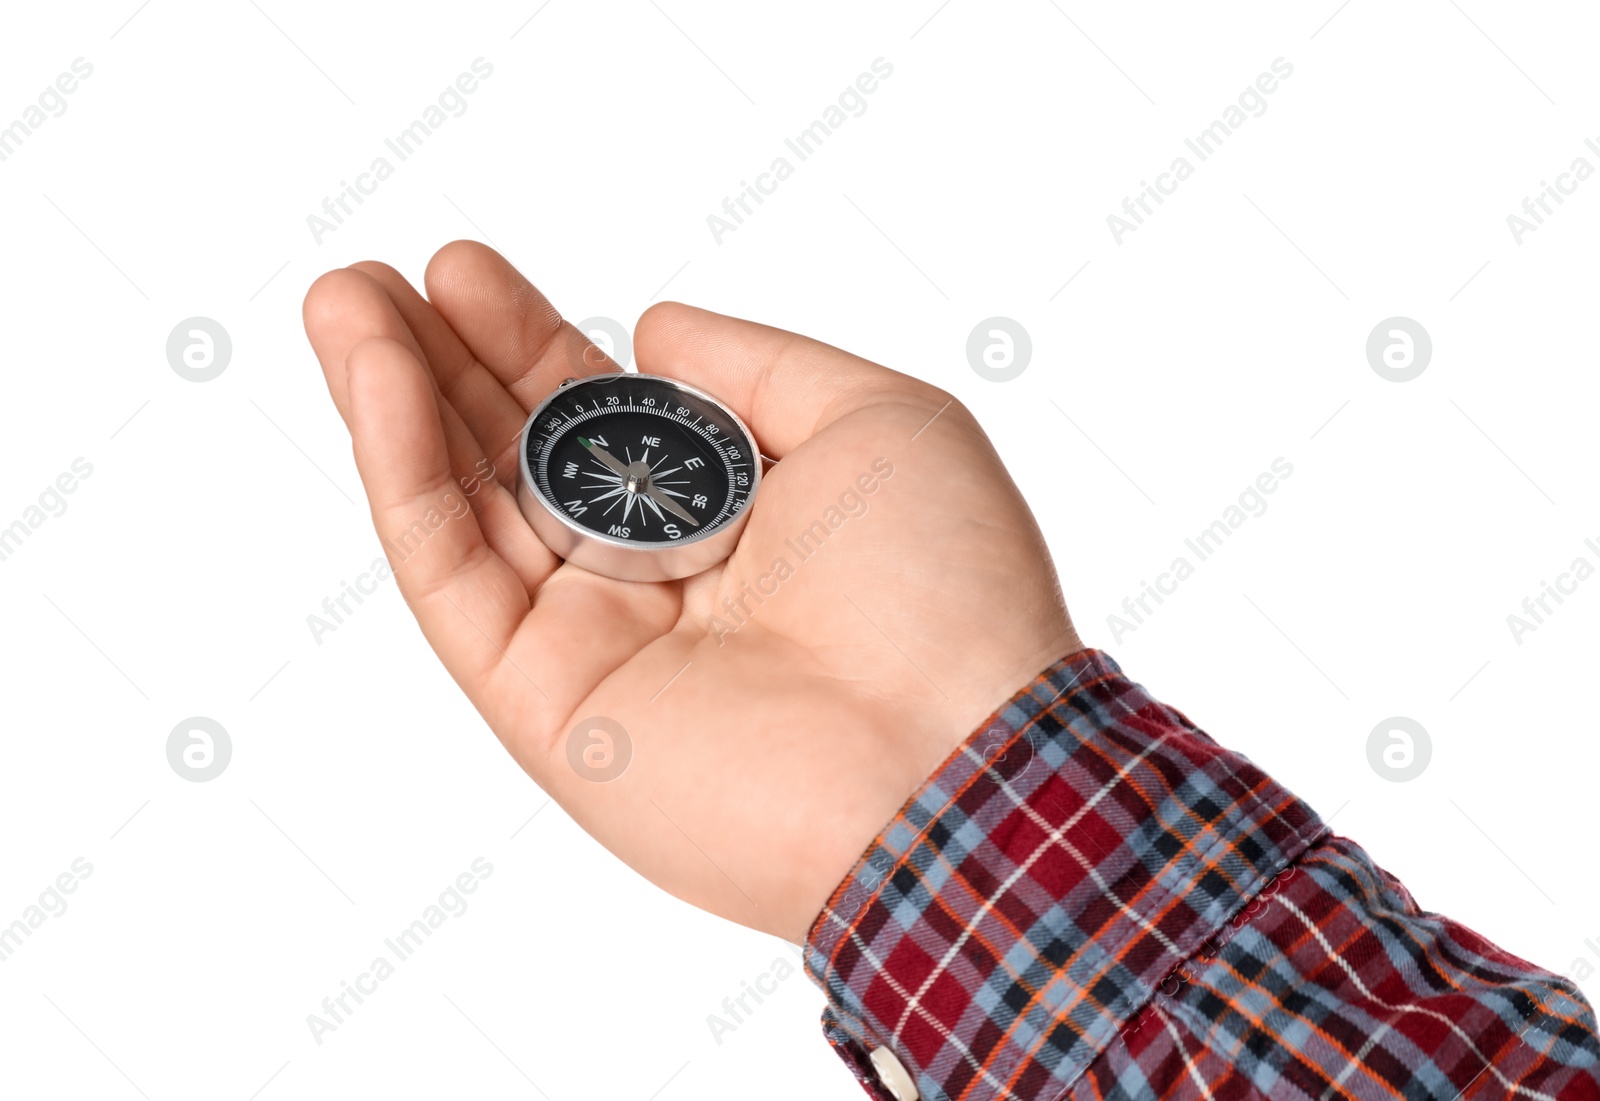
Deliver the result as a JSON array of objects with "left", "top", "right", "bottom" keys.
[
  {"left": 303, "top": 267, "right": 490, "bottom": 481},
  {"left": 423, "top": 240, "right": 622, "bottom": 422},
  {"left": 302, "top": 267, "right": 559, "bottom": 591},
  {"left": 348, "top": 258, "right": 531, "bottom": 491},
  {"left": 345, "top": 335, "right": 531, "bottom": 698},
  {"left": 347, "top": 335, "right": 682, "bottom": 772},
  {"left": 633, "top": 302, "right": 937, "bottom": 458},
  {"left": 304, "top": 266, "right": 454, "bottom": 428}
]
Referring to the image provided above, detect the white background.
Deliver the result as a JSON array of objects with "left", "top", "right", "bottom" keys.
[{"left": 2, "top": 1, "right": 1597, "bottom": 1098}]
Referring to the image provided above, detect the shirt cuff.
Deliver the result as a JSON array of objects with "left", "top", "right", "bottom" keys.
[{"left": 802, "top": 648, "right": 1328, "bottom": 1101}]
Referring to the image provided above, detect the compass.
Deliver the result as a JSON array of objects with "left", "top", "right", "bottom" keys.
[{"left": 515, "top": 372, "right": 762, "bottom": 581}]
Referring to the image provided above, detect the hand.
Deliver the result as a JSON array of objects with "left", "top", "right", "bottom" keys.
[{"left": 302, "top": 242, "right": 1081, "bottom": 943}]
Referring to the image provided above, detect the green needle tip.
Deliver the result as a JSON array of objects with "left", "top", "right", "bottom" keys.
[{"left": 577, "top": 436, "right": 591, "bottom": 448}]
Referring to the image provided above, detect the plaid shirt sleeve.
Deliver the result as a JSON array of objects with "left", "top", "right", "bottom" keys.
[{"left": 802, "top": 648, "right": 1600, "bottom": 1101}]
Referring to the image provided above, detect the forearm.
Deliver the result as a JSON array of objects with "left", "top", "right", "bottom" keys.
[{"left": 801, "top": 649, "right": 1600, "bottom": 1101}]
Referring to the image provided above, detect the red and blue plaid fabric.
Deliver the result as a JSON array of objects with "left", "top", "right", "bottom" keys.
[{"left": 803, "top": 649, "right": 1600, "bottom": 1100}]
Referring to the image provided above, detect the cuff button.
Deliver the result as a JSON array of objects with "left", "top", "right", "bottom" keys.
[{"left": 868, "top": 1046, "right": 918, "bottom": 1101}]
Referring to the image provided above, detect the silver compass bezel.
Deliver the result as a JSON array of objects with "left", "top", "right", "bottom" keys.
[{"left": 515, "top": 371, "right": 763, "bottom": 582}]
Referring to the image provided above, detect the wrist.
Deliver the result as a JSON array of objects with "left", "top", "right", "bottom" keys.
[
  {"left": 779, "top": 627, "right": 1084, "bottom": 945},
  {"left": 800, "top": 648, "right": 1326, "bottom": 1101}
]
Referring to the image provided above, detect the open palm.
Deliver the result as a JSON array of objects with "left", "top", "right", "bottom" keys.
[{"left": 303, "top": 242, "right": 1080, "bottom": 943}]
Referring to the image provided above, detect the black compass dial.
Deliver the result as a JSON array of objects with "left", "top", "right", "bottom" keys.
[{"left": 525, "top": 373, "right": 757, "bottom": 546}]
